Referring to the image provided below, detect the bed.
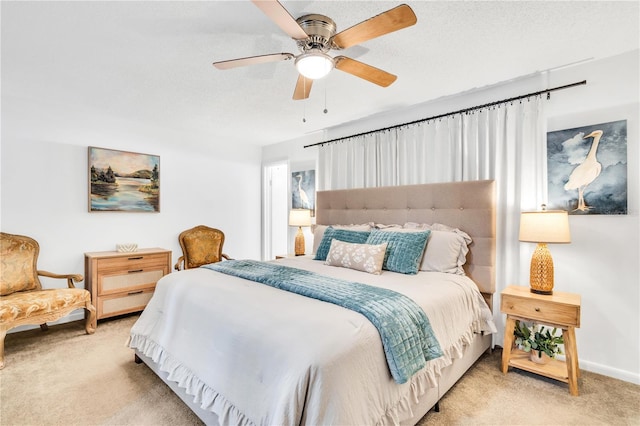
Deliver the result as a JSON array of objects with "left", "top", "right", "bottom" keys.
[{"left": 128, "top": 180, "right": 497, "bottom": 425}]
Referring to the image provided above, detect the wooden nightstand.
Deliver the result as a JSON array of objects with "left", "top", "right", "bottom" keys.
[{"left": 500, "top": 285, "right": 581, "bottom": 395}]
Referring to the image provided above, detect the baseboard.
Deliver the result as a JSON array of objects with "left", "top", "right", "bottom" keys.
[
  {"left": 579, "top": 359, "right": 640, "bottom": 385},
  {"left": 7, "top": 310, "right": 85, "bottom": 334}
]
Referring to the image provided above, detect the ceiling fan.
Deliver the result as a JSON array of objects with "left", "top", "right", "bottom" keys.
[{"left": 212, "top": 0, "right": 417, "bottom": 100}]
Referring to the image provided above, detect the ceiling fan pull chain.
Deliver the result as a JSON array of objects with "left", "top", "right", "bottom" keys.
[
  {"left": 324, "top": 83, "right": 328, "bottom": 114},
  {"left": 303, "top": 78, "right": 307, "bottom": 123}
]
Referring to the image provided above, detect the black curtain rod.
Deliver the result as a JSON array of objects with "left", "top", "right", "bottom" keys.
[{"left": 303, "top": 80, "right": 587, "bottom": 149}]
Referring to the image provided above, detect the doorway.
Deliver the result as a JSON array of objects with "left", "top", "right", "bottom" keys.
[{"left": 262, "top": 161, "right": 288, "bottom": 260}]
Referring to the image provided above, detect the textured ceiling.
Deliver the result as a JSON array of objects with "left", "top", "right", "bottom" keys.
[{"left": 2, "top": 1, "right": 639, "bottom": 148}]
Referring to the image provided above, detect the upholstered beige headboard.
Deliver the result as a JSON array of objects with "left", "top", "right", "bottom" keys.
[{"left": 316, "top": 180, "right": 496, "bottom": 305}]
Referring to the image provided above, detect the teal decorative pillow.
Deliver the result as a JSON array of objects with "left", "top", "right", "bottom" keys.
[
  {"left": 365, "top": 229, "right": 431, "bottom": 274},
  {"left": 313, "top": 227, "right": 371, "bottom": 261}
]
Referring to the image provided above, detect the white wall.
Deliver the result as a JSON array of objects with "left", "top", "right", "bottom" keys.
[
  {"left": 262, "top": 50, "right": 640, "bottom": 384},
  {"left": 1, "top": 102, "right": 263, "bottom": 329}
]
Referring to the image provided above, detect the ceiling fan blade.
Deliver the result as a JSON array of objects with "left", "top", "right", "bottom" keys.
[
  {"left": 334, "top": 56, "right": 397, "bottom": 87},
  {"left": 332, "top": 4, "right": 417, "bottom": 49},
  {"left": 213, "top": 53, "right": 294, "bottom": 70},
  {"left": 293, "top": 75, "right": 313, "bottom": 100},
  {"left": 252, "top": 0, "right": 309, "bottom": 40}
]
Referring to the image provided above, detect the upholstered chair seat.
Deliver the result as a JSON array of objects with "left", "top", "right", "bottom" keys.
[
  {"left": 0, "top": 288, "right": 93, "bottom": 323},
  {"left": 0, "top": 232, "right": 96, "bottom": 369}
]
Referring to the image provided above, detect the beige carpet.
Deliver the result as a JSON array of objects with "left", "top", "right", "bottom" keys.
[{"left": 1, "top": 314, "right": 638, "bottom": 426}]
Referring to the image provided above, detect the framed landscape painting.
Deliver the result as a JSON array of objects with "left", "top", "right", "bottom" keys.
[
  {"left": 547, "top": 119, "right": 627, "bottom": 215},
  {"left": 88, "top": 147, "right": 160, "bottom": 212}
]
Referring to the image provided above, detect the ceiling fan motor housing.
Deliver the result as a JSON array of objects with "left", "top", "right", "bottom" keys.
[{"left": 295, "top": 14, "right": 337, "bottom": 53}]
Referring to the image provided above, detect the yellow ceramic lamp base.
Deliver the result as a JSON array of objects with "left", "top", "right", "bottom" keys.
[{"left": 529, "top": 242, "right": 554, "bottom": 295}]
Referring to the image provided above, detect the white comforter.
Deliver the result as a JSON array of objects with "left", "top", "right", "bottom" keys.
[{"left": 128, "top": 257, "right": 496, "bottom": 425}]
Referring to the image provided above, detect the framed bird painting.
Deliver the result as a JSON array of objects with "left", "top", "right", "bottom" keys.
[
  {"left": 291, "top": 169, "right": 315, "bottom": 215},
  {"left": 547, "top": 119, "right": 627, "bottom": 215}
]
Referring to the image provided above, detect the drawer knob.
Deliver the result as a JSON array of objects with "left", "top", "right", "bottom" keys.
[
  {"left": 128, "top": 256, "right": 144, "bottom": 260},
  {"left": 128, "top": 290, "right": 144, "bottom": 295},
  {"left": 128, "top": 269, "right": 144, "bottom": 273},
  {"left": 535, "top": 307, "right": 541, "bottom": 312}
]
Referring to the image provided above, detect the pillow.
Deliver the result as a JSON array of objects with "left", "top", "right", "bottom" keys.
[
  {"left": 324, "top": 240, "right": 388, "bottom": 275},
  {"left": 365, "top": 229, "right": 430, "bottom": 275},
  {"left": 404, "top": 222, "right": 472, "bottom": 275},
  {"left": 373, "top": 223, "right": 403, "bottom": 230},
  {"left": 313, "top": 227, "right": 372, "bottom": 261},
  {"left": 312, "top": 224, "right": 372, "bottom": 255}
]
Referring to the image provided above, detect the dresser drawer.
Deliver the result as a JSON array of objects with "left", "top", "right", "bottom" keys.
[
  {"left": 98, "top": 288, "right": 155, "bottom": 319},
  {"left": 96, "top": 253, "right": 169, "bottom": 273},
  {"left": 501, "top": 291, "right": 580, "bottom": 327},
  {"left": 98, "top": 269, "right": 165, "bottom": 295}
]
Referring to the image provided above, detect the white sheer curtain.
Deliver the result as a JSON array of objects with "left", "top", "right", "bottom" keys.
[{"left": 318, "top": 97, "right": 547, "bottom": 334}]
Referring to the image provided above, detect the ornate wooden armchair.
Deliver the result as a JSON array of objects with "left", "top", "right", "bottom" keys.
[
  {"left": 174, "top": 225, "right": 231, "bottom": 271},
  {"left": 0, "top": 232, "right": 96, "bottom": 369}
]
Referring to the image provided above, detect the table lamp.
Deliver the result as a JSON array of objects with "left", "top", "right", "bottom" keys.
[
  {"left": 519, "top": 206, "right": 571, "bottom": 295},
  {"left": 289, "top": 209, "right": 312, "bottom": 256}
]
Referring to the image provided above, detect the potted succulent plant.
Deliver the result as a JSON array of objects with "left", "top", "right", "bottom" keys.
[{"left": 514, "top": 320, "right": 564, "bottom": 364}]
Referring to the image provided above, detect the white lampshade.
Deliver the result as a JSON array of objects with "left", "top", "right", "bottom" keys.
[
  {"left": 289, "top": 209, "right": 312, "bottom": 227},
  {"left": 295, "top": 50, "right": 334, "bottom": 80},
  {"left": 519, "top": 210, "right": 571, "bottom": 243}
]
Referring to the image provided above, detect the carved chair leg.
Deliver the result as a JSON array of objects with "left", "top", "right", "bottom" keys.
[
  {"left": 85, "top": 302, "right": 97, "bottom": 334},
  {"left": 0, "top": 329, "right": 6, "bottom": 369},
  {"left": 40, "top": 323, "right": 49, "bottom": 331}
]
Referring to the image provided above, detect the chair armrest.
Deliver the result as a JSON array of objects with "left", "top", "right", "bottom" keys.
[
  {"left": 174, "top": 256, "right": 184, "bottom": 271},
  {"left": 37, "top": 270, "right": 84, "bottom": 288}
]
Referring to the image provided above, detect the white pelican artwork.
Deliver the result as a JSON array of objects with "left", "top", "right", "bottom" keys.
[
  {"left": 564, "top": 130, "right": 603, "bottom": 211},
  {"left": 296, "top": 173, "right": 311, "bottom": 209}
]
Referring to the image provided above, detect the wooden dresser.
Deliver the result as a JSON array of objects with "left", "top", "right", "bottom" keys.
[{"left": 84, "top": 248, "right": 171, "bottom": 322}]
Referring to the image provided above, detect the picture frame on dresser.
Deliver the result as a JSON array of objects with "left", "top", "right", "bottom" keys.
[{"left": 88, "top": 146, "right": 160, "bottom": 213}]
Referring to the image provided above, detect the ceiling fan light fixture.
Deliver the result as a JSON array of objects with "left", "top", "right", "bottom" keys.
[{"left": 295, "top": 51, "right": 334, "bottom": 80}]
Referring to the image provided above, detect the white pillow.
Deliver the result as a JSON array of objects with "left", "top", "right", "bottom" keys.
[
  {"left": 373, "top": 223, "right": 403, "bottom": 229},
  {"left": 324, "top": 239, "right": 388, "bottom": 275},
  {"left": 312, "top": 223, "right": 373, "bottom": 254},
  {"left": 404, "top": 222, "right": 472, "bottom": 275}
]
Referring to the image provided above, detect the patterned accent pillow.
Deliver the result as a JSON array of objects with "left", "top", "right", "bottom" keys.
[
  {"left": 366, "top": 229, "right": 431, "bottom": 275},
  {"left": 325, "top": 240, "right": 388, "bottom": 275},
  {"left": 313, "top": 227, "right": 371, "bottom": 261}
]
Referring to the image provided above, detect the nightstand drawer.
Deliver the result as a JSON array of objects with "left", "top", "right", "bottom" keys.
[{"left": 501, "top": 286, "right": 580, "bottom": 327}]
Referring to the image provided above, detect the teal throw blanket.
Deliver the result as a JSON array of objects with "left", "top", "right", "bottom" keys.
[{"left": 204, "top": 259, "right": 443, "bottom": 384}]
